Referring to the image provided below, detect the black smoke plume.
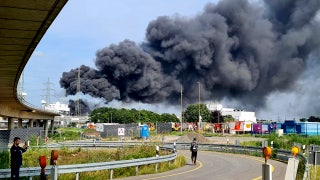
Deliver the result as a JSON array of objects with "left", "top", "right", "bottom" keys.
[
  {"left": 68, "top": 99, "right": 91, "bottom": 116},
  {"left": 60, "top": 0, "right": 320, "bottom": 109}
]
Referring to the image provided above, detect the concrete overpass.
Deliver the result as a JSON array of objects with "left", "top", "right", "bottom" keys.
[{"left": 0, "top": 0, "right": 68, "bottom": 132}]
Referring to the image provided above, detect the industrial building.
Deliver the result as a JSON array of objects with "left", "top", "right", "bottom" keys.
[{"left": 206, "top": 103, "right": 257, "bottom": 123}]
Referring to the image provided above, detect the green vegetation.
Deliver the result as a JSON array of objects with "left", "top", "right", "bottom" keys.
[
  {"left": 183, "top": 104, "right": 212, "bottom": 122},
  {"left": 49, "top": 127, "right": 88, "bottom": 142},
  {"left": 267, "top": 133, "right": 320, "bottom": 149},
  {"left": 90, "top": 107, "right": 179, "bottom": 123},
  {"left": 0, "top": 151, "right": 9, "bottom": 169},
  {"left": 90, "top": 103, "right": 240, "bottom": 124}
]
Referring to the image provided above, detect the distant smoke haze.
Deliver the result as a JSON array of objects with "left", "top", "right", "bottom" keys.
[{"left": 60, "top": 0, "right": 320, "bottom": 118}]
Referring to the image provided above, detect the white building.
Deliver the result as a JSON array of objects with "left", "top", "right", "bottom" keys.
[
  {"left": 207, "top": 103, "right": 257, "bottom": 123},
  {"left": 43, "top": 101, "right": 70, "bottom": 115}
]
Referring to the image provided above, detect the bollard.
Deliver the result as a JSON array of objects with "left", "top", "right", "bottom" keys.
[
  {"left": 110, "top": 169, "right": 113, "bottom": 179},
  {"left": 262, "top": 146, "right": 272, "bottom": 180},
  {"left": 284, "top": 146, "right": 300, "bottom": 180},
  {"left": 135, "top": 166, "right": 139, "bottom": 176},
  {"left": 39, "top": 156, "right": 46, "bottom": 180},
  {"left": 50, "top": 150, "right": 59, "bottom": 180},
  {"left": 156, "top": 145, "right": 159, "bottom": 157},
  {"left": 173, "top": 141, "right": 176, "bottom": 153}
]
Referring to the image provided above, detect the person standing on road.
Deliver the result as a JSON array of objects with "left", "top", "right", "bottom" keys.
[
  {"left": 10, "top": 137, "right": 28, "bottom": 180},
  {"left": 190, "top": 137, "right": 198, "bottom": 165}
]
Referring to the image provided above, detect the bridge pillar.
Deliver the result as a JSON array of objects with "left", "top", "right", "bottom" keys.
[
  {"left": 28, "top": 119, "right": 34, "bottom": 127},
  {"left": 50, "top": 119, "right": 55, "bottom": 133},
  {"left": 44, "top": 120, "right": 49, "bottom": 138},
  {"left": 18, "top": 118, "right": 23, "bottom": 128},
  {"left": 8, "top": 117, "right": 14, "bottom": 130},
  {"left": 36, "top": 119, "right": 41, "bottom": 127}
]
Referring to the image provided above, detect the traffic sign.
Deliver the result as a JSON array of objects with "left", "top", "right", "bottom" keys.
[{"left": 118, "top": 128, "right": 125, "bottom": 136}]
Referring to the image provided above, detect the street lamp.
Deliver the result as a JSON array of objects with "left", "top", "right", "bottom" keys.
[
  {"left": 110, "top": 113, "right": 113, "bottom": 123},
  {"left": 180, "top": 85, "right": 183, "bottom": 134}
]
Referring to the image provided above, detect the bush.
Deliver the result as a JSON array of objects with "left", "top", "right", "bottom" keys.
[{"left": 0, "top": 151, "right": 10, "bottom": 169}]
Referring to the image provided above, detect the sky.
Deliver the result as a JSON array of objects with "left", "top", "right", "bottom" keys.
[{"left": 23, "top": 0, "right": 320, "bottom": 120}]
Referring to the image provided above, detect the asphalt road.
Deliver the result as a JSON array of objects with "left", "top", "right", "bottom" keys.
[{"left": 118, "top": 150, "right": 287, "bottom": 180}]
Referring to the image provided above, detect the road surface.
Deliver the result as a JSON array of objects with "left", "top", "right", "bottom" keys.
[{"left": 119, "top": 150, "right": 286, "bottom": 180}]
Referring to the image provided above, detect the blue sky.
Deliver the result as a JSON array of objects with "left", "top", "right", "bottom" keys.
[{"left": 23, "top": 0, "right": 217, "bottom": 112}]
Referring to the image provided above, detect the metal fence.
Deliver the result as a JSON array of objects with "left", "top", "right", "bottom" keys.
[{"left": 0, "top": 127, "right": 43, "bottom": 150}]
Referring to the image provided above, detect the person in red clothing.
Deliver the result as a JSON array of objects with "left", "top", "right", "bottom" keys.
[{"left": 10, "top": 137, "right": 28, "bottom": 180}]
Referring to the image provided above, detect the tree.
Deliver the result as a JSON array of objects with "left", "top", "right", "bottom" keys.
[
  {"left": 160, "top": 113, "right": 179, "bottom": 122},
  {"left": 183, "top": 104, "right": 212, "bottom": 122},
  {"left": 90, "top": 107, "right": 117, "bottom": 123},
  {"left": 300, "top": 118, "right": 307, "bottom": 122},
  {"left": 90, "top": 107, "right": 163, "bottom": 124},
  {"left": 308, "top": 116, "right": 320, "bottom": 122},
  {"left": 223, "top": 115, "right": 234, "bottom": 122}
]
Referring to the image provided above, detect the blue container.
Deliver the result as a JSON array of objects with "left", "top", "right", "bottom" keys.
[
  {"left": 299, "top": 122, "right": 320, "bottom": 136},
  {"left": 140, "top": 125, "right": 149, "bottom": 139}
]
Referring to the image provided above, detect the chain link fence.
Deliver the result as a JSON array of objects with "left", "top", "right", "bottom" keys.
[{"left": 0, "top": 127, "right": 43, "bottom": 151}]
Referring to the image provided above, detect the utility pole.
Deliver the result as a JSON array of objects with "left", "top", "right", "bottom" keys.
[
  {"left": 198, "top": 82, "right": 201, "bottom": 122},
  {"left": 180, "top": 85, "right": 183, "bottom": 134},
  {"left": 139, "top": 100, "right": 141, "bottom": 122},
  {"left": 76, "top": 68, "right": 81, "bottom": 117}
]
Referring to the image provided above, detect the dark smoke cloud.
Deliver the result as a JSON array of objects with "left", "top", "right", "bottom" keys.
[
  {"left": 60, "top": 0, "right": 320, "bottom": 109},
  {"left": 68, "top": 99, "right": 91, "bottom": 116}
]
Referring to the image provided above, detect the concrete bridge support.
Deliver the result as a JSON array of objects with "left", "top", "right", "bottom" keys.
[
  {"left": 36, "top": 120, "right": 41, "bottom": 127},
  {"left": 44, "top": 120, "right": 49, "bottom": 138},
  {"left": 18, "top": 118, "right": 22, "bottom": 128},
  {"left": 8, "top": 117, "right": 14, "bottom": 130},
  {"left": 51, "top": 119, "right": 55, "bottom": 133},
  {"left": 28, "top": 119, "right": 34, "bottom": 128}
]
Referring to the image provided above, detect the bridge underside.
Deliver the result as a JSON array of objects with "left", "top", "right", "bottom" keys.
[{"left": 0, "top": 0, "right": 68, "bottom": 120}]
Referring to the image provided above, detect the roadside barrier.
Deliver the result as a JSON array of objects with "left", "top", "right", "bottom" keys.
[{"left": 0, "top": 141, "right": 307, "bottom": 179}]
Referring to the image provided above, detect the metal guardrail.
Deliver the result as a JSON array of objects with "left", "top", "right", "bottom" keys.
[
  {"left": 174, "top": 142, "right": 308, "bottom": 180},
  {"left": 175, "top": 142, "right": 308, "bottom": 163},
  {"left": 0, "top": 142, "right": 308, "bottom": 179},
  {"left": 0, "top": 142, "right": 176, "bottom": 179}
]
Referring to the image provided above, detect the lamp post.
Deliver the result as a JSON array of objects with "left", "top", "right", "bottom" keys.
[{"left": 180, "top": 85, "right": 183, "bottom": 134}]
